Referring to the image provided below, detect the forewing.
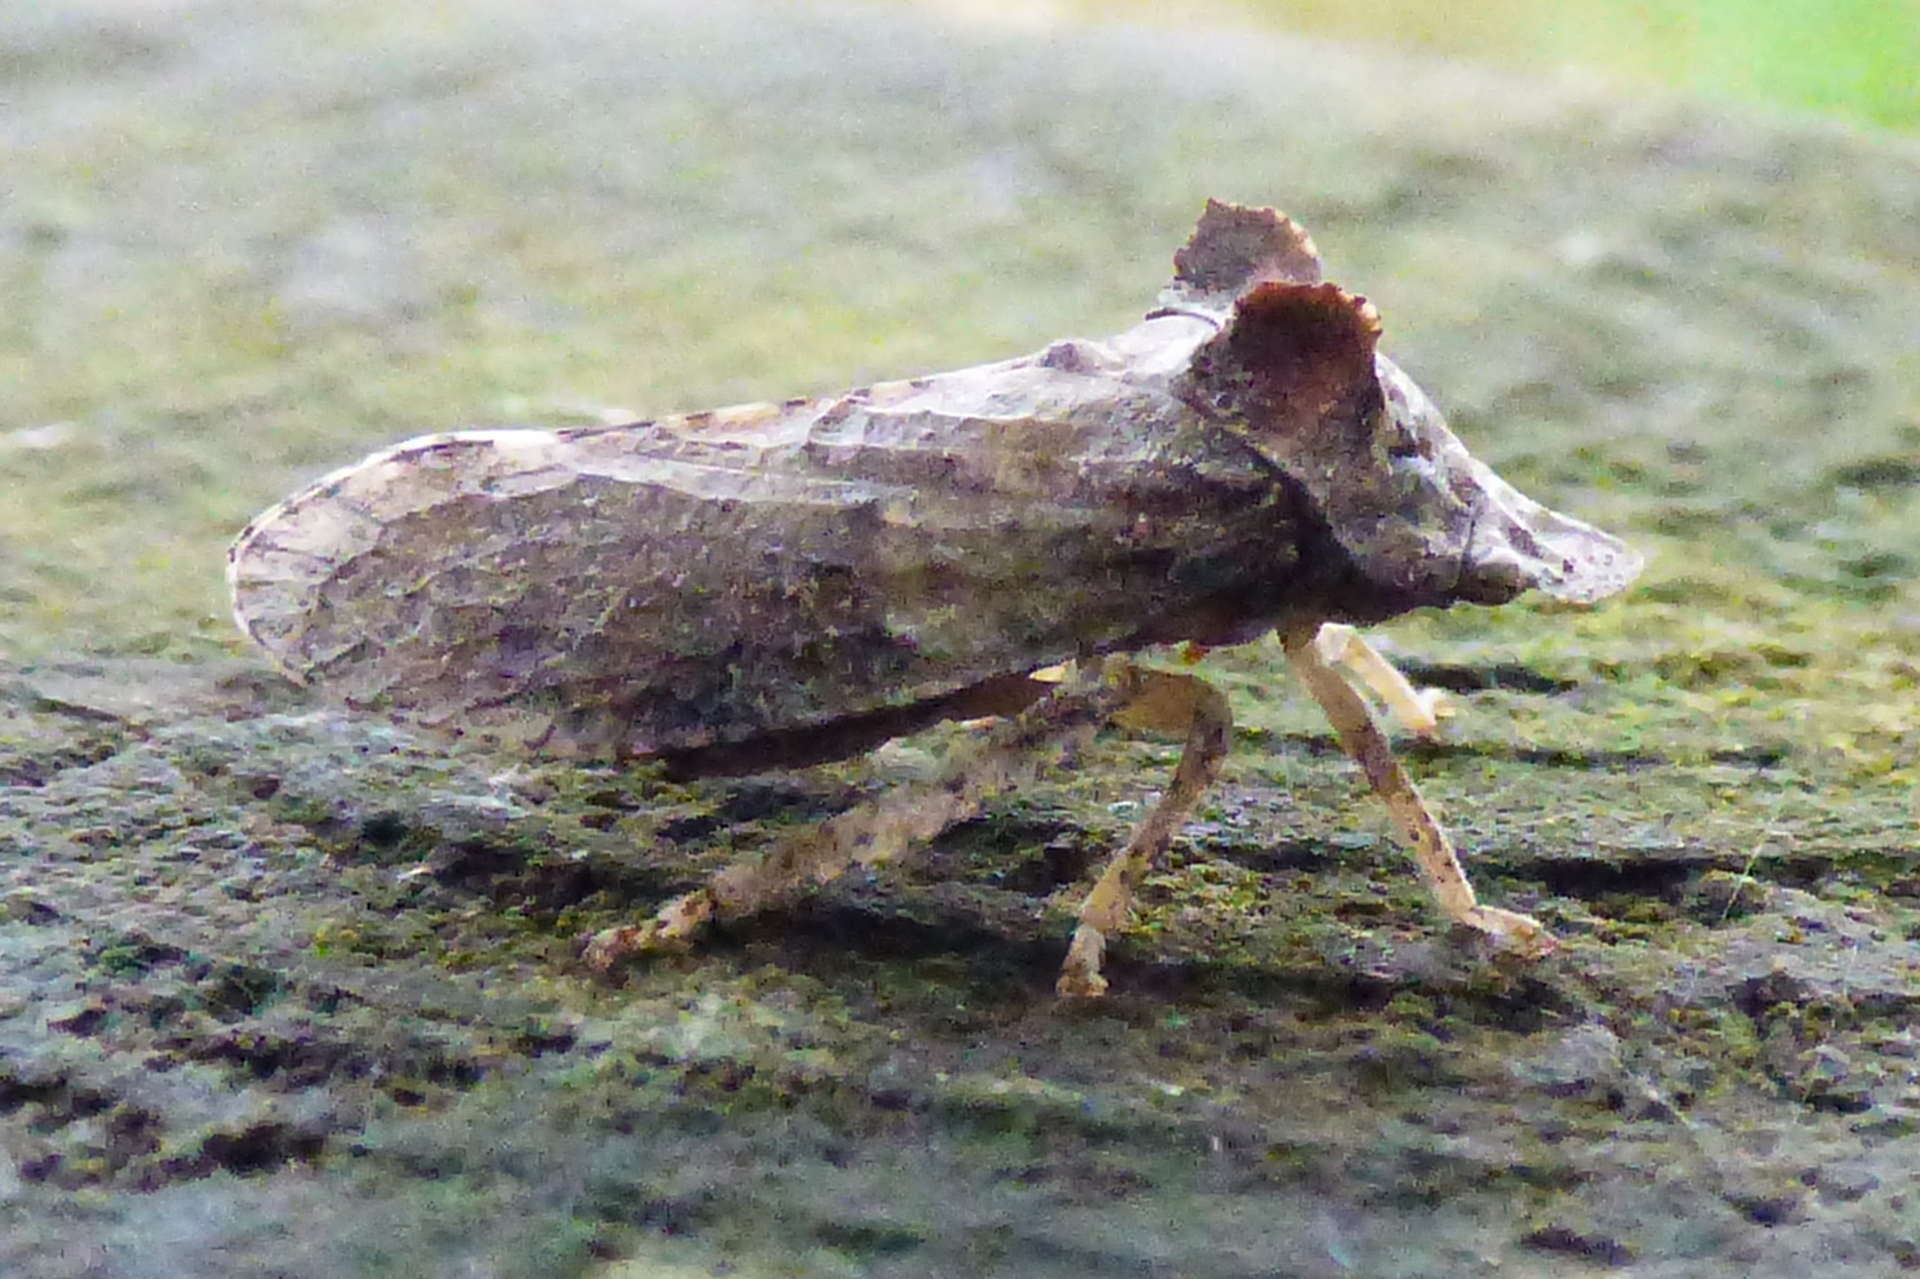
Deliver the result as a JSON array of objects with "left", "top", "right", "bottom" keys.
[{"left": 230, "top": 362, "right": 1290, "bottom": 758}]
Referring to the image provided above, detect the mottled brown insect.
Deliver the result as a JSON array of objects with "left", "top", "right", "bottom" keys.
[{"left": 229, "top": 200, "right": 1640, "bottom": 995}]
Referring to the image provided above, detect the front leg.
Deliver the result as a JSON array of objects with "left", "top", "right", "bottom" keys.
[
  {"left": 1310, "top": 623, "right": 1452, "bottom": 738},
  {"left": 1281, "top": 625, "right": 1553, "bottom": 957}
]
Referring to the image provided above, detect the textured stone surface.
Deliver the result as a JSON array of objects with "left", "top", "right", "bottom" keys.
[{"left": 4, "top": 2, "right": 1920, "bottom": 1276}]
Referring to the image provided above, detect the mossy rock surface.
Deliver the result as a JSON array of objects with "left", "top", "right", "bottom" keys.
[{"left": 4, "top": 2, "right": 1920, "bottom": 1276}]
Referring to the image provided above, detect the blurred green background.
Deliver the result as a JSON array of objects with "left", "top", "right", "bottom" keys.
[
  {"left": 3, "top": 0, "right": 1916, "bottom": 679},
  {"left": 925, "top": 0, "right": 1920, "bottom": 130}
]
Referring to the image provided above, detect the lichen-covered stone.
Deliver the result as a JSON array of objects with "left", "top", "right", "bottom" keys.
[{"left": 5, "top": 2, "right": 1920, "bottom": 1276}]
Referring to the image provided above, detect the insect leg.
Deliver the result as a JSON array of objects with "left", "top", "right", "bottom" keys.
[
  {"left": 1280, "top": 625, "right": 1554, "bottom": 957},
  {"left": 580, "top": 665, "right": 1130, "bottom": 974},
  {"left": 1310, "top": 623, "right": 1452, "bottom": 737},
  {"left": 1056, "top": 663, "right": 1232, "bottom": 998}
]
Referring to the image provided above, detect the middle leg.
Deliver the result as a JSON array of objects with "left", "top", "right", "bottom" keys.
[{"left": 1056, "top": 663, "right": 1233, "bottom": 997}]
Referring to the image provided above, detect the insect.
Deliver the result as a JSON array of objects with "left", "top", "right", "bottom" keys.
[{"left": 229, "top": 200, "right": 1641, "bottom": 996}]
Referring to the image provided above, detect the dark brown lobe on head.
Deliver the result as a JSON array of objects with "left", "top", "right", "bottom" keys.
[
  {"left": 1198, "top": 281, "right": 1385, "bottom": 444},
  {"left": 1180, "top": 278, "right": 1471, "bottom": 621}
]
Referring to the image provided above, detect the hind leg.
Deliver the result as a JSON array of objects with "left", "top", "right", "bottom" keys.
[{"left": 582, "top": 665, "right": 1129, "bottom": 973}]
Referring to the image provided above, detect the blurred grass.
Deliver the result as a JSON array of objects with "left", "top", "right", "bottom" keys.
[{"left": 939, "top": 0, "right": 1920, "bottom": 130}]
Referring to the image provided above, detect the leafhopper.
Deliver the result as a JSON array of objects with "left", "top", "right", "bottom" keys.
[{"left": 230, "top": 201, "right": 1639, "bottom": 995}]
